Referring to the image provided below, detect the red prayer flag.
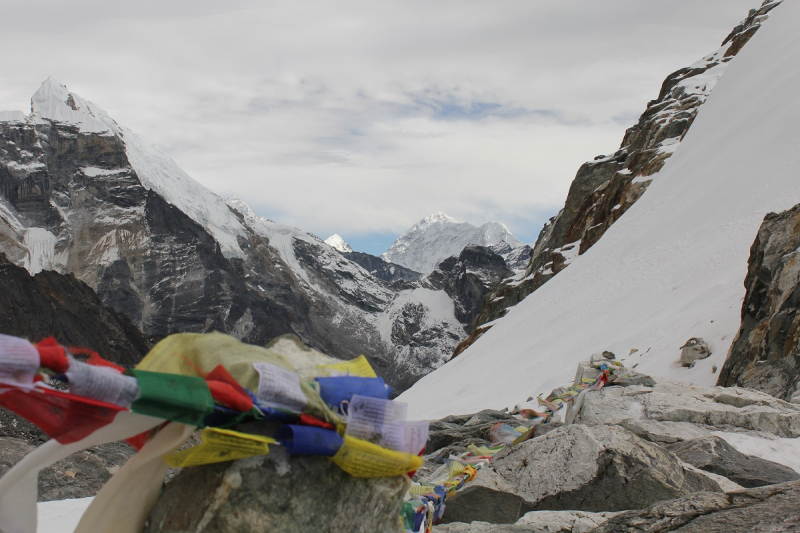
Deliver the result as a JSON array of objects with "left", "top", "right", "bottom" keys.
[{"left": 0, "top": 386, "right": 124, "bottom": 444}]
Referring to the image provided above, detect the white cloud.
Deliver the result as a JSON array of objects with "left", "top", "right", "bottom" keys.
[{"left": 0, "top": 0, "right": 760, "bottom": 249}]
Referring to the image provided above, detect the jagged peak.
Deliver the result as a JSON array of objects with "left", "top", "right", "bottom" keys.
[
  {"left": 420, "top": 212, "right": 459, "bottom": 225},
  {"left": 30, "top": 77, "right": 117, "bottom": 135},
  {"left": 324, "top": 234, "right": 353, "bottom": 253}
]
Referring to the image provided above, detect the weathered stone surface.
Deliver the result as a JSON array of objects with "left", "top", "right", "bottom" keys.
[
  {"left": 719, "top": 202, "right": 800, "bottom": 401},
  {"left": 436, "top": 510, "right": 617, "bottom": 532},
  {"left": 145, "top": 447, "right": 407, "bottom": 533},
  {"left": 571, "top": 382, "right": 800, "bottom": 438},
  {"left": 439, "top": 425, "right": 723, "bottom": 524},
  {"left": 666, "top": 436, "right": 799, "bottom": 488},
  {"left": 680, "top": 338, "right": 711, "bottom": 368},
  {"left": 0, "top": 436, "right": 135, "bottom": 502},
  {"left": 455, "top": 1, "right": 781, "bottom": 358},
  {"left": 591, "top": 479, "right": 800, "bottom": 533}
]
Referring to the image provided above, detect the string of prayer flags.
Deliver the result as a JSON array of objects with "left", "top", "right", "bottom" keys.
[
  {"left": 332, "top": 434, "right": 422, "bottom": 478},
  {"left": 317, "top": 355, "right": 377, "bottom": 378},
  {"left": 0, "top": 334, "right": 40, "bottom": 388},
  {"left": 314, "top": 376, "right": 391, "bottom": 410},
  {"left": 165, "top": 427, "right": 276, "bottom": 468},
  {"left": 275, "top": 425, "right": 343, "bottom": 456},
  {"left": 130, "top": 369, "right": 215, "bottom": 426}
]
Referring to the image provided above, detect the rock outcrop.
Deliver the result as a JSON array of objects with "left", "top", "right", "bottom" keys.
[
  {"left": 424, "top": 245, "right": 512, "bottom": 330},
  {"left": 341, "top": 251, "right": 422, "bottom": 283},
  {"left": 145, "top": 446, "right": 407, "bottom": 533},
  {"left": 666, "top": 436, "right": 799, "bottom": 488},
  {"left": 0, "top": 253, "right": 150, "bottom": 366},
  {"left": 591, "top": 479, "right": 800, "bottom": 533},
  {"left": 435, "top": 425, "right": 723, "bottom": 524},
  {"left": 454, "top": 0, "right": 783, "bottom": 358},
  {"left": 718, "top": 203, "right": 800, "bottom": 400}
]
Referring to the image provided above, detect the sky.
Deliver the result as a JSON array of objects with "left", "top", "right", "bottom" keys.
[{"left": 0, "top": 0, "right": 759, "bottom": 254}]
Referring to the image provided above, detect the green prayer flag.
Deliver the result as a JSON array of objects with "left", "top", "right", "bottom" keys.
[{"left": 129, "top": 370, "right": 214, "bottom": 426}]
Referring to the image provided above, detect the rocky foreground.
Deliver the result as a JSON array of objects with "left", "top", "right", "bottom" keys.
[{"left": 426, "top": 379, "right": 800, "bottom": 532}]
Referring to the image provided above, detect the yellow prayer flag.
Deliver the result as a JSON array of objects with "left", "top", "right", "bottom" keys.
[
  {"left": 164, "top": 427, "right": 276, "bottom": 468},
  {"left": 331, "top": 435, "right": 422, "bottom": 477},
  {"left": 317, "top": 355, "right": 377, "bottom": 378}
]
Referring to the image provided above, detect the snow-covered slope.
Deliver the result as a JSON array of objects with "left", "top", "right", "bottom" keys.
[
  {"left": 324, "top": 234, "right": 353, "bottom": 253},
  {"left": 399, "top": 0, "right": 800, "bottom": 419},
  {"left": 382, "top": 212, "right": 523, "bottom": 273}
]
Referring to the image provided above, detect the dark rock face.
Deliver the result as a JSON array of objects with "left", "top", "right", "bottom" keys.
[
  {"left": 666, "top": 436, "right": 800, "bottom": 488},
  {"left": 341, "top": 251, "right": 422, "bottom": 283},
  {"left": 456, "top": 1, "right": 782, "bottom": 357},
  {"left": 0, "top": 253, "right": 150, "bottom": 365},
  {"left": 718, "top": 203, "right": 800, "bottom": 400},
  {"left": 592, "top": 479, "right": 800, "bottom": 533},
  {"left": 145, "top": 446, "right": 407, "bottom": 533},
  {"left": 424, "top": 245, "right": 511, "bottom": 329}
]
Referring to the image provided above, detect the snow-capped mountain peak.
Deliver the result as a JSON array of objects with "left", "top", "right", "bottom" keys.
[
  {"left": 31, "top": 77, "right": 117, "bottom": 135},
  {"left": 324, "top": 234, "right": 353, "bottom": 253},
  {"left": 421, "top": 212, "right": 459, "bottom": 225},
  {"left": 382, "top": 213, "right": 523, "bottom": 273}
]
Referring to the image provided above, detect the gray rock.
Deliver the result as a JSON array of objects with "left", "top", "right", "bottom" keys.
[
  {"left": 145, "top": 446, "right": 407, "bottom": 533},
  {"left": 680, "top": 337, "right": 711, "bottom": 368},
  {"left": 439, "top": 425, "right": 723, "bottom": 524},
  {"left": 620, "top": 420, "right": 712, "bottom": 444},
  {"left": 436, "top": 510, "right": 617, "bottom": 532},
  {"left": 571, "top": 381, "right": 800, "bottom": 437},
  {"left": 666, "top": 436, "right": 800, "bottom": 488},
  {"left": 591, "top": 479, "right": 800, "bottom": 533}
]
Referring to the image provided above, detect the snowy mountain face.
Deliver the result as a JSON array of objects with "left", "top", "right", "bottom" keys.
[
  {"left": 399, "top": 0, "right": 798, "bottom": 418},
  {"left": 381, "top": 212, "right": 524, "bottom": 273},
  {"left": 457, "top": 0, "right": 783, "bottom": 357},
  {"left": 0, "top": 79, "right": 470, "bottom": 392},
  {"left": 324, "top": 234, "right": 353, "bottom": 253}
]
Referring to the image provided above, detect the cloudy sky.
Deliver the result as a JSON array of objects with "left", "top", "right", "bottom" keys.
[{"left": 1, "top": 0, "right": 758, "bottom": 254}]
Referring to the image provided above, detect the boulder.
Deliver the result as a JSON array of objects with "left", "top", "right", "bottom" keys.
[
  {"left": 679, "top": 337, "right": 711, "bottom": 368},
  {"left": 570, "top": 382, "right": 800, "bottom": 437},
  {"left": 666, "top": 436, "right": 800, "bottom": 488},
  {"left": 436, "top": 510, "right": 617, "bottom": 532},
  {"left": 145, "top": 446, "right": 408, "bottom": 533},
  {"left": 591, "top": 479, "right": 800, "bottom": 533},
  {"left": 437, "top": 425, "right": 723, "bottom": 524}
]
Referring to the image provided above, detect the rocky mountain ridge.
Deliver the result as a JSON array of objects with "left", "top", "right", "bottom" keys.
[{"left": 454, "top": 0, "right": 783, "bottom": 359}]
